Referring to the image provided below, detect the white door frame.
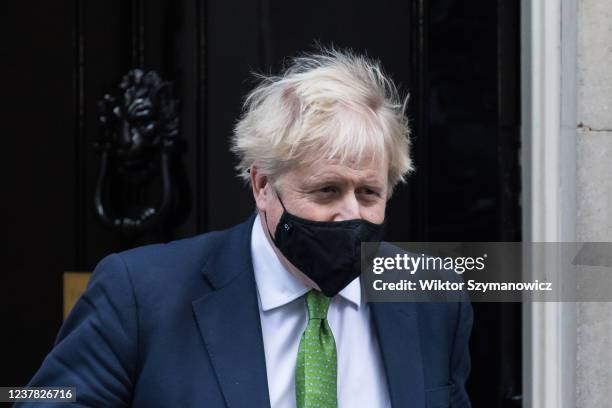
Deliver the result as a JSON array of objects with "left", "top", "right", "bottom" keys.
[{"left": 521, "top": 0, "right": 577, "bottom": 407}]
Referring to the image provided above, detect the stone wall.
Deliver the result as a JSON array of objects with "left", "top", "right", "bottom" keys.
[{"left": 576, "top": 0, "right": 612, "bottom": 406}]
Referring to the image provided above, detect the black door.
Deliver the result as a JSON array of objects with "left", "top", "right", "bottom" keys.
[{"left": 5, "top": 0, "right": 521, "bottom": 406}]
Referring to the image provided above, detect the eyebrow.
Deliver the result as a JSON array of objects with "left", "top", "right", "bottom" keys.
[{"left": 301, "top": 173, "right": 385, "bottom": 189}]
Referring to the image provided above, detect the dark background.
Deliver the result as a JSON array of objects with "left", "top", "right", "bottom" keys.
[{"left": 5, "top": 0, "right": 521, "bottom": 406}]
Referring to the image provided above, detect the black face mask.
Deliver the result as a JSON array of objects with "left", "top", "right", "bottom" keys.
[{"left": 264, "top": 190, "right": 385, "bottom": 297}]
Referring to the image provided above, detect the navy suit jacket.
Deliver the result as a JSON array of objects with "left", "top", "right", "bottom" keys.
[{"left": 21, "top": 214, "right": 472, "bottom": 407}]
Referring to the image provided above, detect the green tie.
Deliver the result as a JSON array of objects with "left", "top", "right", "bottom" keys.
[{"left": 295, "top": 290, "right": 337, "bottom": 408}]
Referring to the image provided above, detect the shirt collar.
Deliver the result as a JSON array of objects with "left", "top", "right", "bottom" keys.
[{"left": 251, "top": 213, "right": 362, "bottom": 311}]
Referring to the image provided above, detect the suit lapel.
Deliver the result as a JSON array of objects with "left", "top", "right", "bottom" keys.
[
  {"left": 192, "top": 214, "right": 271, "bottom": 408},
  {"left": 191, "top": 215, "right": 426, "bottom": 408},
  {"left": 370, "top": 301, "right": 426, "bottom": 408}
]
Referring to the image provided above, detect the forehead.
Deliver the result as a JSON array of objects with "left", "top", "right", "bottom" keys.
[{"left": 284, "top": 156, "right": 388, "bottom": 186}]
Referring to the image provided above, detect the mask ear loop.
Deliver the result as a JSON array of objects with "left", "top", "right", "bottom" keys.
[
  {"left": 263, "top": 210, "right": 278, "bottom": 245},
  {"left": 274, "top": 187, "right": 288, "bottom": 211},
  {"left": 263, "top": 186, "right": 287, "bottom": 245}
]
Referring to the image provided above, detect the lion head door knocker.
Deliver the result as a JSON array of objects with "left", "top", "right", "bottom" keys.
[{"left": 95, "top": 69, "right": 183, "bottom": 234}]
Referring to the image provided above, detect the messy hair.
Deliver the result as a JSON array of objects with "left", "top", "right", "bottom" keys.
[{"left": 231, "top": 46, "right": 414, "bottom": 191}]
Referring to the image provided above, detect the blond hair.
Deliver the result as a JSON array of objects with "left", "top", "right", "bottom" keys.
[{"left": 231, "top": 46, "right": 414, "bottom": 191}]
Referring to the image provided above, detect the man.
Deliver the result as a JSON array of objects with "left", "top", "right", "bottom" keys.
[{"left": 20, "top": 47, "right": 472, "bottom": 407}]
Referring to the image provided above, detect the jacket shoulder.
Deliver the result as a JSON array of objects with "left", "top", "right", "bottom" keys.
[
  {"left": 117, "top": 229, "right": 225, "bottom": 272},
  {"left": 108, "top": 214, "right": 255, "bottom": 290}
]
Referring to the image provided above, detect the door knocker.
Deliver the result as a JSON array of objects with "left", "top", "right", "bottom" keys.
[{"left": 95, "top": 69, "right": 182, "bottom": 234}]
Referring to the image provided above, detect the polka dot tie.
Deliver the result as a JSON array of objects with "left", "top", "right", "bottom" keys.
[{"left": 295, "top": 290, "right": 337, "bottom": 408}]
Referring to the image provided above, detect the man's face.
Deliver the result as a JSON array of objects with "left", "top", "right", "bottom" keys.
[{"left": 251, "top": 157, "right": 388, "bottom": 287}]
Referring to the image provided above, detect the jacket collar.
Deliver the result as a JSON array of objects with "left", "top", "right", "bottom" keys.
[{"left": 193, "top": 212, "right": 272, "bottom": 408}]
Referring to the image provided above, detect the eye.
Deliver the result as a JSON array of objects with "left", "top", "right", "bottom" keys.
[
  {"left": 358, "top": 187, "right": 381, "bottom": 197},
  {"left": 319, "top": 186, "right": 339, "bottom": 194}
]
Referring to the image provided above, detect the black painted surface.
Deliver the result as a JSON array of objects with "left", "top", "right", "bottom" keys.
[
  {"left": 5, "top": 0, "right": 521, "bottom": 406},
  {"left": 426, "top": 2, "right": 522, "bottom": 406},
  {"left": 5, "top": 0, "right": 77, "bottom": 388}
]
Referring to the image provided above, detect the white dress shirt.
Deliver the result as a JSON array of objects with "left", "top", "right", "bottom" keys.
[{"left": 251, "top": 214, "right": 391, "bottom": 408}]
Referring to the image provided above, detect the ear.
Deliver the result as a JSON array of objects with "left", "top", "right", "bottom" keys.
[{"left": 250, "top": 165, "right": 269, "bottom": 212}]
